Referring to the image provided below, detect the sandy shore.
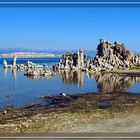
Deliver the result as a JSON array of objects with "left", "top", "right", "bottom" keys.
[
  {"left": 0, "top": 91, "right": 139, "bottom": 133},
  {"left": 0, "top": 105, "right": 139, "bottom": 133}
]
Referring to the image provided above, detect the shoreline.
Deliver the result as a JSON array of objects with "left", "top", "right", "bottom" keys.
[
  {"left": 0, "top": 52, "right": 61, "bottom": 58},
  {"left": 0, "top": 91, "right": 139, "bottom": 133},
  {"left": 1, "top": 53, "right": 140, "bottom": 133},
  {"left": 0, "top": 104, "right": 139, "bottom": 133}
]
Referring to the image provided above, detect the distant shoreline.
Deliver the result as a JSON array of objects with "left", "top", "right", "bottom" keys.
[{"left": 0, "top": 52, "right": 61, "bottom": 58}]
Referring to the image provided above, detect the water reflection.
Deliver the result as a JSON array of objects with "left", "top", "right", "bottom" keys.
[
  {"left": 60, "top": 70, "right": 84, "bottom": 88},
  {"left": 60, "top": 70, "right": 140, "bottom": 93},
  {"left": 3, "top": 68, "right": 17, "bottom": 81},
  {"left": 3, "top": 68, "right": 140, "bottom": 93},
  {"left": 12, "top": 69, "right": 17, "bottom": 80},
  {"left": 95, "top": 73, "right": 140, "bottom": 93},
  {"left": 4, "top": 68, "right": 7, "bottom": 78}
]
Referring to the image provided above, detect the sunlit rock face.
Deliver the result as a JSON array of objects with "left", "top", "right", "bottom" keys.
[
  {"left": 53, "top": 39, "right": 140, "bottom": 72},
  {"left": 12, "top": 54, "right": 17, "bottom": 67},
  {"left": 90, "top": 39, "right": 140, "bottom": 71},
  {"left": 93, "top": 39, "right": 140, "bottom": 71},
  {"left": 3, "top": 60, "right": 8, "bottom": 68},
  {"left": 3, "top": 39, "right": 140, "bottom": 75},
  {"left": 77, "top": 49, "right": 84, "bottom": 68},
  {"left": 53, "top": 49, "right": 86, "bottom": 71}
]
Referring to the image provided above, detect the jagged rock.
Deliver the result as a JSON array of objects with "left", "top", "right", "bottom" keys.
[
  {"left": 91, "top": 39, "right": 139, "bottom": 71},
  {"left": 53, "top": 49, "right": 86, "bottom": 71},
  {"left": 53, "top": 39, "right": 139, "bottom": 72},
  {"left": 3, "top": 39, "right": 140, "bottom": 75},
  {"left": 77, "top": 49, "right": 84, "bottom": 68}
]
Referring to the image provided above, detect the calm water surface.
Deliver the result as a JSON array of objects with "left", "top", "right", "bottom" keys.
[{"left": 0, "top": 58, "right": 140, "bottom": 108}]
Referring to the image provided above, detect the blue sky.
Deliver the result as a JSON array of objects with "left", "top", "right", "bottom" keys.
[{"left": 0, "top": 7, "right": 140, "bottom": 51}]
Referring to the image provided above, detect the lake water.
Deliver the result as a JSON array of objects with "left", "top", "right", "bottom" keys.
[{"left": 0, "top": 58, "right": 140, "bottom": 108}]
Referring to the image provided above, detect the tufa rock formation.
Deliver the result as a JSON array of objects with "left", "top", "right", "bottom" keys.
[
  {"left": 93, "top": 39, "right": 139, "bottom": 71},
  {"left": 53, "top": 39, "right": 140, "bottom": 72},
  {"left": 3, "top": 39, "right": 140, "bottom": 77},
  {"left": 53, "top": 49, "right": 86, "bottom": 71},
  {"left": 3, "top": 60, "right": 8, "bottom": 68},
  {"left": 12, "top": 54, "right": 17, "bottom": 67},
  {"left": 3, "top": 55, "right": 57, "bottom": 78}
]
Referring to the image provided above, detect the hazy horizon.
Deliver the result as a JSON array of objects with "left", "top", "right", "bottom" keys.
[{"left": 0, "top": 8, "right": 140, "bottom": 51}]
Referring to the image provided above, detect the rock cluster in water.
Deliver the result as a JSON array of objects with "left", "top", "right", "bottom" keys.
[
  {"left": 53, "top": 39, "right": 140, "bottom": 72},
  {"left": 93, "top": 39, "right": 140, "bottom": 71},
  {"left": 3, "top": 39, "right": 140, "bottom": 78},
  {"left": 24, "top": 66, "right": 57, "bottom": 79},
  {"left": 53, "top": 49, "right": 86, "bottom": 71},
  {"left": 3, "top": 55, "right": 57, "bottom": 78}
]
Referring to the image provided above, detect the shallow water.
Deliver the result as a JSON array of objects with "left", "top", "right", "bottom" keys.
[{"left": 0, "top": 58, "right": 140, "bottom": 108}]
